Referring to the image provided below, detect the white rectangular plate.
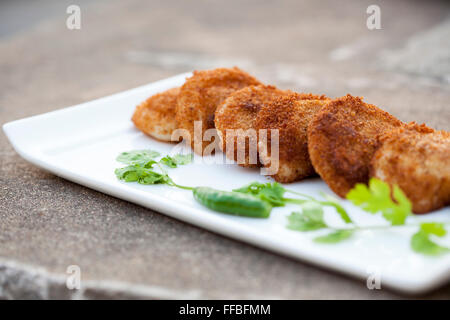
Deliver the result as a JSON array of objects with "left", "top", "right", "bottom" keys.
[{"left": 4, "top": 73, "right": 450, "bottom": 294}]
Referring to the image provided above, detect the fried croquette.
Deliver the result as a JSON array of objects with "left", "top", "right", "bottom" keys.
[
  {"left": 214, "top": 85, "right": 299, "bottom": 167},
  {"left": 176, "top": 67, "right": 261, "bottom": 154},
  {"left": 371, "top": 123, "right": 450, "bottom": 213},
  {"left": 132, "top": 87, "right": 180, "bottom": 141},
  {"left": 307, "top": 94, "right": 403, "bottom": 197},
  {"left": 256, "top": 94, "right": 330, "bottom": 183}
]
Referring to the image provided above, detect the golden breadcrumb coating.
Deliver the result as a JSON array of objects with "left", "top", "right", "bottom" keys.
[
  {"left": 214, "top": 85, "right": 301, "bottom": 167},
  {"left": 307, "top": 94, "right": 403, "bottom": 197},
  {"left": 176, "top": 67, "right": 261, "bottom": 155},
  {"left": 132, "top": 87, "right": 180, "bottom": 141},
  {"left": 255, "top": 94, "right": 329, "bottom": 183},
  {"left": 371, "top": 122, "right": 450, "bottom": 213}
]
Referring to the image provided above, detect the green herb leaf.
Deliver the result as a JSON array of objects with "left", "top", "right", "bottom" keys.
[
  {"left": 160, "top": 156, "right": 178, "bottom": 168},
  {"left": 391, "top": 185, "right": 413, "bottom": 220},
  {"left": 411, "top": 223, "right": 449, "bottom": 256},
  {"left": 115, "top": 165, "right": 170, "bottom": 185},
  {"left": 234, "top": 182, "right": 286, "bottom": 207},
  {"left": 140, "top": 172, "right": 170, "bottom": 185},
  {"left": 346, "top": 178, "right": 391, "bottom": 213},
  {"left": 346, "top": 178, "right": 411, "bottom": 225},
  {"left": 319, "top": 193, "right": 352, "bottom": 224},
  {"left": 171, "top": 153, "right": 193, "bottom": 165},
  {"left": 258, "top": 184, "right": 286, "bottom": 207},
  {"left": 314, "top": 230, "right": 354, "bottom": 243},
  {"left": 115, "top": 166, "right": 142, "bottom": 182},
  {"left": 116, "top": 150, "right": 160, "bottom": 166},
  {"left": 160, "top": 154, "right": 193, "bottom": 168},
  {"left": 287, "top": 202, "right": 327, "bottom": 231},
  {"left": 420, "top": 222, "right": 447, "bottom": 236},
  {"left": 114, "top": 151, "right": 450, "bottom": 257}
]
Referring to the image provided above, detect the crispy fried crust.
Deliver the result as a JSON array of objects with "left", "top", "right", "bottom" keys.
[
  {"left": 214, "top": 85, "right": 300, "bottom": 167},
  {"left": 255, "top": 94, "right": 329, "bottom": 183},
  {"left": 371, "top": 123, "right": 450, "bottom": 213},
  {"left": 176, "top": 67, "right": 261, "bottom": 155},
  {"left": 131, "top": 87, "right": 180, "bottom": 141},
  {"left": 307, "top": 94, "right": 403, "bottom": 197}
]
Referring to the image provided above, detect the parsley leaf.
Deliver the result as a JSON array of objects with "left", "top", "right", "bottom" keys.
[
  {"left": 116, "top": 150, "right": 160, "bottom": 166},
  {"left": 314, "top": 230, "right": 354, "bottom": 243},
  {"left": 287, "top": 202, "right": 327, "bottom": 231},
  {"left": 346, "top": 178, "right": 411, "bottom": 225},
  {"left": 411, "top": 223, "right": 449, "bottom": 256},
  {"left": 234, "top": 182, "right": 286, "bottom": 207}
]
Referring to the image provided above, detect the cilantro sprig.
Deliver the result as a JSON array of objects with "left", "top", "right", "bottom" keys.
[
  {"left": 114, "top": 150, "right": 449, "bottom": 257},
  {"left": 160, "top": 154, "right": 193, "bottom": 168},
  {"left": 115, "top": 165, "right": 170, "bottom": 184},
  {"left": 234, "top": 182, "right": 354, "bottom": 226},
  {"left": 286, "top": 178, "right": 449, "bottom": 256},
  {"left": 347, "top": 179, "right": 411, "bottom": 225},
  {"left": 286, "top": 201, "right": 354, "bottom": 243},
  {"left": 116, "top": 150, "right": 160, "bottom": 166},
  {"left": 115, "top": 149, "right": 192, "bottom": 188},
  {"left": 287, "top": 203, "right": 327, "bottom": 231},
  {"left": 411, "top": 223, "right": 450, "bottom": 256},
  {"left": 233, "top": 182, "right": 286, "bottom": 207}
]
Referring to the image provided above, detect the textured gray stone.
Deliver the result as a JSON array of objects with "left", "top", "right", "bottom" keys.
[
  {"left": 380, "top": 17, "right": 450, "bottom": 81},
  {"left": 1, "top": 0, "right": 450, "bottom": 299}
]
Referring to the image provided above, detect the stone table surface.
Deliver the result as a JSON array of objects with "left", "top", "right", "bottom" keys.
[{"left": 1, "top": 0, "right": 450, "bottom": 299}]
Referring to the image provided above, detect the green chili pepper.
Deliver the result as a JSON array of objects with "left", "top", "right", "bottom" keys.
[{"left": 193, "top": 187, "right": 272, "bottom": 218}]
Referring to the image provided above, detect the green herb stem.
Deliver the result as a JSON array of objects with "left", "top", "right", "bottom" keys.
[
  {"left": 325, "top": 223, "right": 450, "bottom": 232},
  {"left": 171, "top": 182, "right": 195, "bottom": 191},
  {"left": 285, "top": 190, "right": 316, "bottom": 200},
  {"left": 115, "top": 150, "right": 449, "bottom": 256},
  {"left": 283, "top": 197, "right": 308, "bottom": 204}
]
